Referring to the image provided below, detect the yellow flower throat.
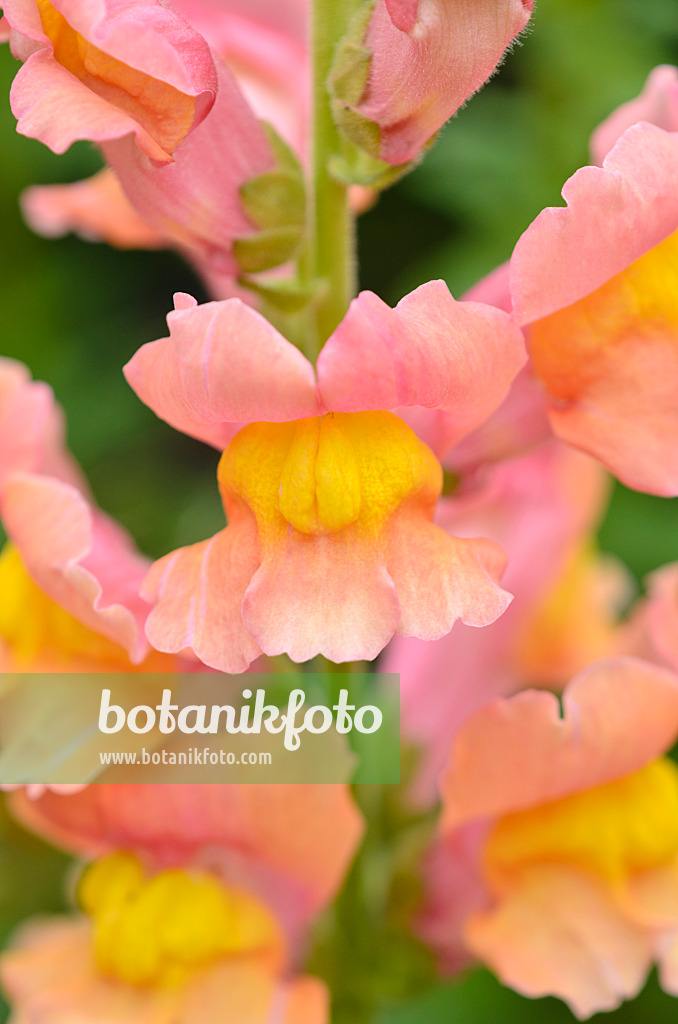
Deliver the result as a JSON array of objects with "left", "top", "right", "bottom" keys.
[
  {"left": 485, "top": 757, "right": 678, "bottom": 885},
  {"left": 218, "top": 410, "right": 442, "bottom": 539},
  {"left": 79, "top": 852, "right": 281, "bottom": 987},
  {"left": 0, "top": 544, "right": 127, "bottom": 668}
]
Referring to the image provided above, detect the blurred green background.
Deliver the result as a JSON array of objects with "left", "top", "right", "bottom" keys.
[{"left": 1, "top": 0, "right": 678, "bottom": 1020}]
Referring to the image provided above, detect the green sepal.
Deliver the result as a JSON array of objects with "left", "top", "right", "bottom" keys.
[
  {"left": 241, "top": 169, "right": 305, "bottom": 229},
  {"left": 329, "top": 2, "right": 380, "bottom": 158},
  {"left": 329, "top": 148, "right": 412, "bottom": 190},
  {"left": 329, "top": 1, "right": 374, "bottom": 106},
  {"left": 332, "top": 107, "right": 381, "bottom": 159},
  {"left": 234, "top": 226, "right": 305, "bottom": 275},
  {"left": 327, "top": 0, "right": 417, "bottom": 188},
  {"left": 241, "top": 124, "right": 306, "bottom": 229},
  {"left": 235, "top": 123, "right": 307, "bottom": 273},
  {"left": 238, "top": 275, "right": 326, "bottom": 314}
]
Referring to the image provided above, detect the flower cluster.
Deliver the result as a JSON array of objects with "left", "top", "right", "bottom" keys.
[{"left": 1, "top": 1, "right": 678, "bottom": 1021}]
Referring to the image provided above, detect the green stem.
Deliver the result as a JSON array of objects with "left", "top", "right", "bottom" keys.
[{"left": 301, "top": 0, "right": 361, "bottom": 358}]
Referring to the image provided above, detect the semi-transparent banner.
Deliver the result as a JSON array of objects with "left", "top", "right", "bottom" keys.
[{"left": 0, "top": 673, "right": 400, "bottom": 784}]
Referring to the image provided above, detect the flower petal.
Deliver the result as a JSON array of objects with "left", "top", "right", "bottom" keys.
[
  {"left": 242, "top": 524, "right": 401, "bottom": 664},
  {"left": 544, "top": 329, "right": 678, "bottom": 495},
  {"left": 465, "top": 865, "right": 651, "bottom": 1018},
  {"left": 184, "top": 963, "right": 329, "bottom": 1024},
  {"left": 21, "top": 169, "right": 166, "bottom": 249},
  {"left": 317, "top": 281, "right": 525, "bottom": 451},
  {"left": 0, "top": 357, "right": 55, "bottom": 489},
  {"left": 511, "top": 122, "right": 678, "bottom": 324},
  {"left": 388, "top": 511, "right": 511, "bottom": 639},
  {"left": 102, "top": 58, "right": 277, "bottom": 275},
  {"left": 142, "top": 521, "right": 262, "bottom": 673},
  {"left": 441, "top": 657, "right": 678, "bottom": 830},
  {"left": 5, "top": 0, "right": 217, "bottom": 160},
  {"left": 124, "top": 295, "right": 320, "bottom": 449},
  {"left": 170, "top": 0, "right": 309, "bottom": 154},
  {"left": 12, "top": 783, "right": 364, "bottom": 925},
  {"left": 1, "top": 472, "right": 151, "bottom": 662}
]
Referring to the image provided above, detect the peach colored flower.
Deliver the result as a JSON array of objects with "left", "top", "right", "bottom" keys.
[
  {"left": 384, "top": 440, "right": 621, "bottom": 805},
  {"left": 3, "top": 0, "right": 298, "bottom": 290},
  {"left": 21, "top": 169, "right": 166, "bottom": 251},
  {"left": 0, "top": 359, "right": 170, "bottom": 672},
  {"left": 11, "top": 783, "right": 364, "bottom": 937},
  {"left": 0, "top": 850, "right": 329, "bottom": 1024},
  {"left": 511, "top": 122, "right": 678, "bottom": 496},
  {"left": 399, "top": 262, "right": 551, "bottom": 470},
  {"left": 3, "top": 0, "right": 216, "bottom": 161},
  {"left": 421, "top": 658, "right": 678, "bottom": 1017},
  {"left": 123, "top": 283, "right": 525, "bottom": 668}
]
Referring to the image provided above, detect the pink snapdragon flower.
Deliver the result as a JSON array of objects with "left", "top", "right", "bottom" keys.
[
  {"left": 9, "top": 0, "right": 366, "bottom": 292},
  {"left": 1, "top": 842, "right": 329, "bottom": 1024},
  {"left": 0, "top": 358, "right": 169, "bottom": 672},
  {"left": 421, "top": 658, "right": 678, "bottom": 1016},
  {"left": 331, "top": 0, "right": 534, "bottom": 167},
  {"left": 2, "top": 0, "right": 217, "bottom": 161},
  {"left": 384, "top": 439, "right": 623, "bottom": 805},
  {"left": 123, "top": 283, "right": 525, "bottom": 669},
  {"left": 3, "top": 0, "right": 303, "bottom": 290},
  {"left": 10, "top": 782, "right": 364, "bottom": 937},
  {"left": 21, "top": 169, "right": 167, "bottom": 251},
  {"left": 511, "top": 122, "right": 678, "bottom": 496},
  {"left": 399, "top": 262, "right": 551, "bottom": 470},
  {"left": 2, "top": 919, "right": 328, "bottom": 1024}
]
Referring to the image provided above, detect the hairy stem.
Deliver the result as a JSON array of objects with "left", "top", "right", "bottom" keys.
[{"left": 300, "top": 0, "right": 361, "bottom": 357}]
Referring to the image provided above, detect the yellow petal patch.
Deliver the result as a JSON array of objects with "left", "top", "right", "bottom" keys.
[
  {"left": 530, "top": 227, "right": 678, "bottom": 399},
  {"left": 516, "top": 543, "right": 625, "bottom": 685},
  {"left": 0, "top": 544, "right": 171, "bottom": 671},
  {"left": 485, "top": 757, "right": 678, "bottom": 886},
  {"left": 219, "top": 410, "right": 441, "bottom": 541},
  {"left": 0, "top": 543, "right": 129, "bottom": 670},
  {"left": 78, "top": 852, "right": 282, "bottom": 987},
  {"left": 36, "top": 0, "right": 196, "bottom": 158},
  {"left": 279, "top": 416, "right": 362, "bottom": 534}
]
